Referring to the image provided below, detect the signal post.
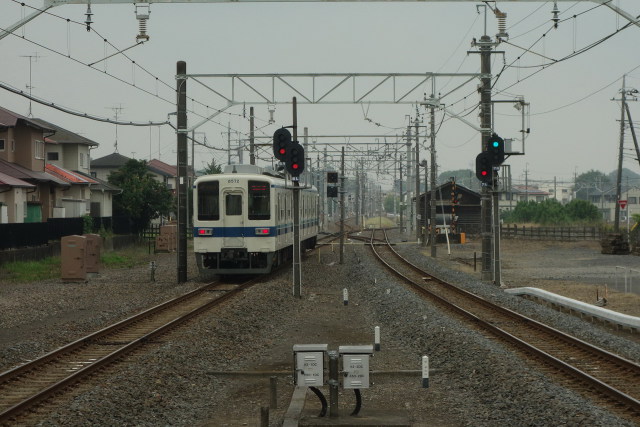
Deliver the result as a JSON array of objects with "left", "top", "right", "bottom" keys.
[{"left": 273, "top": 98, "right": 305, "bottom": 298}]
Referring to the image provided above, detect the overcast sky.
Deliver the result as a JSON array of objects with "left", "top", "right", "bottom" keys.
[{"left": 2, "top": 0, "right": 640, "bottom": 189}]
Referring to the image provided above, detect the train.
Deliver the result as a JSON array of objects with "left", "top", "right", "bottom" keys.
[{"left": 192, "top": 164, "right": 319, "bottom": 276}]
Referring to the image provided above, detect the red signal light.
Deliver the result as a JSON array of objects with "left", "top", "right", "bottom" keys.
[
  {"left": 292, "top": 164, "right": 299, "bottom": 169},
  {"left": 279, "top": 148, "right": 286, "bottom": 155},
  {"left": 481, "top": 171, "right": 487, "bottom": 176}
]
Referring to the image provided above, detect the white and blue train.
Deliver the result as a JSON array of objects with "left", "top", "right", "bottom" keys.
[{"left": 193, "top": 164, "right": 319, "bottom": 276}]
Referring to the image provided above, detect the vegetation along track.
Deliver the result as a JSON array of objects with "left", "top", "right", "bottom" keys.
[
  {"left": 368, "top": 228, "right": 640, "bottom": 421},
  {"left": 0, "top": 279, "right": 257, "bottom": 425}
]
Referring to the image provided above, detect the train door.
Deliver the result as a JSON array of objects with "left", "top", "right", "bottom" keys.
[{"left": 222, "top": 188, "right": 245, "bottom": 247}]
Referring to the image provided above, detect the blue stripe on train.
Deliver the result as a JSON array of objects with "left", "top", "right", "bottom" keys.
[{"left": 193, "top": 221, "right": 318, "bottom": 238}]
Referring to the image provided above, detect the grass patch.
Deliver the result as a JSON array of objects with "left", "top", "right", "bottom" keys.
[
  {"left": 1, "top": 257, "right": 61, "bottom": 283},
  {"left": 100, "top": 246, "right": 150, "bottom": 269}
]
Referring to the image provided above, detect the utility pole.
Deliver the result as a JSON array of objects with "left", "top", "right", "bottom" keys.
[
  {"left": 399, "top": 164, "right": 404, "bottom": 233},
  {"left": 471, "top": 5, "right": 500, "bottom": 282},
  {"left": 249, "top": 106, "right": 255, "bottom": 165},
  {"left": 339, "top": 147, "right": 346, "bottom": 264},
  {"left": 614, "top": 75, "right": 635, "bottom": 233},
  {"left": 176, "top": 61, "right": 188, "bottom": 283},
  {"left": 292, "top": 97, "right": 302, "bottom": 297},
  {"left": 524, "top": 166, "right": 529, "bottom": 202},
  {"left": 227, "top": 123, "right": 231, "bottom": 165},
  {"left": 406, "top": 126, "right": 412, "bottom": 234},
  {"left": 415, "top": 111, "right": 421, "bottom": 242},
  {"left": 428, "top": 96, "right": 437, "bottom": 257}
]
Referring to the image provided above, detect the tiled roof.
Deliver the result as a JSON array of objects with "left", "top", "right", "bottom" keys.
[
  {"left": 0, "top": 158, "right": 69, "bottom": 187},
  {"left": 0, "top": 106, "right": 55, "bottom": 132},
  {"left": 31, "top": 118, "right": 99, "bottom": 147},
  {"left": 0, "top": 171, "right": 35, "bottom": 188},
  {"left": 90, "top": 152, "right": 131, "bottom": 168},
  {"left": 45, "top": 163, "right": 97, "bottom": 185},
  {"left": 148, "top": 159, "right": 177, "bottom": 177},
  {"left": 74, "top": 170, "right": 121, "bottom": 193}
]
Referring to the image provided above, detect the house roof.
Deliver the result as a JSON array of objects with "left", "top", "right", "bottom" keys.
[
  {"left": 90, "top": 152, "right": 131, "bottom": 168},
  {"left": 0, "top": 158, "right": 70, "bottom": 187},
  {"left": 74, "top": 170, "right": 122, "bottom": 193},
  {"left": 512, "top": 185, "right": 550, "bottom": 196},
  {"left": 45, "top": 163, "right": 98, "bottom": 185},
  {"left": 0, "top": 171, "right": 35, "bottom": 188},
  {"left": 0, "top": 106, "right": 55, "bottom": 133},
  {"left": 147, "top": 159, "right": 177, "bottom": 177},
  {"left": 31, "top": 118, "right": 99, "bottom": 147}
]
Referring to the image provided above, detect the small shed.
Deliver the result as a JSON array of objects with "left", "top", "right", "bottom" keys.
[{"left": 417, "top": 181, "right": 481, "bottom": 235}]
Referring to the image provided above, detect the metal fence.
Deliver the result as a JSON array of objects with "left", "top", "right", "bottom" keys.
[{"left": 501, "top": 225, "right": 603, "bottom": 240}]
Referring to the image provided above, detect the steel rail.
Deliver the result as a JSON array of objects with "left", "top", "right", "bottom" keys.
[
  {"left": 0, "top": 279, "right": 257, "bottom": 424},
  {"left": 368, "top": 229, "right": 640, "bottom": 417}
]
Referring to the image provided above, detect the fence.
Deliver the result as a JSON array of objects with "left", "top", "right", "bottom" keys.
[
  {"left": 613, "top": 266, "right": 640, "bottom": 296},
  {"left": 501, "top": 225, "right": 603, "bottom": 241}
]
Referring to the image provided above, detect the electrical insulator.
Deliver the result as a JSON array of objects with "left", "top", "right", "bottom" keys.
[
  {"left": 84, "top": 4, "right": 93, "bottom": 32},
  {"left": 268, "top": 104, "right": 275, "bottom": 124},
  {"left": 552, "top": 2, "right": 560, "bottom": 29},
  {"left": 135, "top": 4, "right": 151, "bottom": 42},
  {"left": 496, "top": 10, "right": 508, "bottom": 39}
]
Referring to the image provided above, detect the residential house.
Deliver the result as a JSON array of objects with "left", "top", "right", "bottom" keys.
[
  {"left": 0, "top": 107, "right": 69, "bottom": 223},
  {"left": 89, "top": 152, "right": 131, "bottom": 182},
  {"left": 148, "top": 158, "right": 178, "bottom": 193},
  {"left": 498, "top": 185, "right": 551, "bottom": 212}
]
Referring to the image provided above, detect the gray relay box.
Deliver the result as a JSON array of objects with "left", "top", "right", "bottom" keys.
[
  {"left": 339, "top": 345, "right": 373, "bottom": 389},
  {"left": 293, "top": 344, "right": 328, "bottom": 387}
]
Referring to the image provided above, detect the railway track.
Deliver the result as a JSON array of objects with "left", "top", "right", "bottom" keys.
[
  {"left": 368, "top": 228, "right": 640, "bottom": 421},
  {"left": 0, "top": 279, "right": 257, "bottom": 425}
]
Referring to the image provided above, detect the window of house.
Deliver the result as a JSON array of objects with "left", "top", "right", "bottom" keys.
[
  {"left": 79, "top": 153, "right": 84, "bottom": 167},
  {"left": 11, "top": 140, "right": 15, "bottom": 152},
  {"left": 34, "top": 140, "right": 44, "bottom": 159},
  {"left": 0, "top": 139, "right": 4, "bottom": 151},
  {"left": 629, "top": 197, "right": 637, "bottom": 204},
  {"left": 47, "top": 152, "right": 59, "bottom": 161},
  {"left": 90, "top": 171, "right": 97, "bottom": 178}
]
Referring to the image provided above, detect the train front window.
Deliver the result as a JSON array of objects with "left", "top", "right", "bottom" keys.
[
  {"left": 248, "top": 180, "right": 270, "bottom": 220},
  {"left": 226, "top": 194, "right": 242, "bottom": 215},
  {"left": 197, "top": 181, "right": 219, "bottom": 221}
]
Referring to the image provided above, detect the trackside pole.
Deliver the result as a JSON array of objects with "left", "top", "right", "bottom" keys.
[{"left": 292, "top": 97, "right": 302, "bottom": 298}]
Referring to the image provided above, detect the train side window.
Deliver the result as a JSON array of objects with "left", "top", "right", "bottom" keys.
[
  {"left": 248, "top": 180, "right": 270, "bottom": 220},
  {"left": 198, "top": 181, "right": 219, "bottom": 221},
  {"left": 226, "top": 194, "right": 242, "bottom": 215}
]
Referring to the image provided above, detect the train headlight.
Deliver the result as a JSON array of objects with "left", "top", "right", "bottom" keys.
[
  {"left": 197, "top": 228, "right": 213, "bottom": 236},
  {"left": 255, "top": 228, "right": 270, "bottom": 236}
]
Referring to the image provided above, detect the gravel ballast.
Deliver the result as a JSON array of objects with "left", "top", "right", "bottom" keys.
[{"left": 1, "top": 235, "right": 639, "bottom": 426}]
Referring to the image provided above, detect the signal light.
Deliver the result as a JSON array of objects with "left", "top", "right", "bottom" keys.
[
  {"left": 273, "top": 128, "right": 292, "bottom": 162},
  {"left": 285, "top": 142, "right": 305, "bottom": 177},
  {"left": 475, "top": 151, "right": 494, "bottom": 184},
  {"left": 487, "top": 133, "right": 505, "bottom": 166},
  {"left": 327, "top": 172, "right": 338, "bottom": 183}
]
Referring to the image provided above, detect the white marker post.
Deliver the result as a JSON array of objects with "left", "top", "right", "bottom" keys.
[
  {"left": 422, "top": 356, "right": 429, "bottom": 388},
  {"left": 343, "top": 288, "right": 349, "bottom": 306},
  {"left": 374, "top": 326, "right": 381, "bottom": 351}
]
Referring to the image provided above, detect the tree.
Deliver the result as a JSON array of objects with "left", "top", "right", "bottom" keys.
[
  {"left": 574, "top": 170, "right": 610, "bottom": 200},
  {"left": 203, "top": 158, "right": 223, "bottom": 175},
  {"left": 565, "top": 199, "right": 601, "bottom": 223},
  {"left": 108, "top": 159, "right": 174, "bottom": 233}
]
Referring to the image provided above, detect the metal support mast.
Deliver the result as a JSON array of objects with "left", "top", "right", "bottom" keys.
[
  {"left": 176, "top": 61, "right": 188, "bottom": 283},
  {"left": 415, "top": 112, "right": 421, "bottom": 242}
]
